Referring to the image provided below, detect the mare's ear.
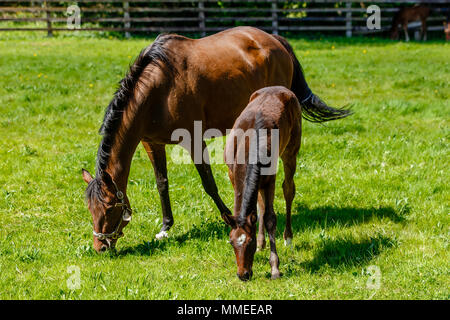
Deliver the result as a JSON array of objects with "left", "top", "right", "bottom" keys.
[
  {"left": 221, "top": 213, "right": 237, "bottom": 228},
  {"left": 82, "top": 169, "right": 93, "bottom": 184}
]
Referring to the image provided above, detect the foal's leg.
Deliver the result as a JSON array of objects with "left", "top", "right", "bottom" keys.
[
  {"left": 257, "top": 191, "right": 266, "bottom": 251},
  {"left": 281, "top": 126, "right": 301, "bottom": 247},
  {"left": 262, "top": 181, "right": 280, "bottom": 279},
  {"left": 281, "top": 156, "right": 297, "bottom": 247},
  {"left": 191, "top": 141, "right": 231, "bottom": 216},
  {"left": 142, "top": 142, "right": 173, "bottom": 239}
]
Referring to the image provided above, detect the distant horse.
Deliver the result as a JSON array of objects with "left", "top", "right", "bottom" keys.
[
  {"left": 222, "top": 86, "right": 301, "bottom": 280},
  {"left": 390, "top": 5, "right": 430, "bottom": 41},
  {"left": 445, "top": 10, "right": 450, "bottom": 41},
  {"left": 81, "top": 26, "right": 351, "bottom": 253}
]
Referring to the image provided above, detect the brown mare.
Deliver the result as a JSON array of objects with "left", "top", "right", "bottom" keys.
[
  {"left": 81, "top": 26, "right": 351, "bottom": 252},
  {"left": 390, "top": 5, "right": 430, "bottom": 41},
  {"left": 222, "top": 86, "right": 301, "bottom": 280}
]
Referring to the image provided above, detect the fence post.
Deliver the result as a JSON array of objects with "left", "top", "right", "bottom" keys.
[
  {"left": 44, "top": 0, "right": 52, "bottom": 37},
  {"left": 271, "top": 0, "right": 278, "bottom": 35},
  {"left": 198, "top": 1, "right": 206, "bottom": 37},
  {"left": 345, "top": 2, "right": 352, "bottom": 38},
  {"left": 123, "top": 2, "right": 130, "bottom": 39}
]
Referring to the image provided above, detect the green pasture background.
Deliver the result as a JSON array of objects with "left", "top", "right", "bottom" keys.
[{"left": 0, "top": 31, "right": 448, "bottom": 299}]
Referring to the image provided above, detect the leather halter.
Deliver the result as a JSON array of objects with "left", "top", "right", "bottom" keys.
[{"left": 92, "top": 181, "right": 132, "bottom": 241}]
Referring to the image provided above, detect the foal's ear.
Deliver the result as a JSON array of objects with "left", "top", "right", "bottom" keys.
[
  {"left": 221, "top": 213, "right": 237, "bottom": 228},
  {"left": 81, "top": 168, "right": 93, "bottom": 184}
]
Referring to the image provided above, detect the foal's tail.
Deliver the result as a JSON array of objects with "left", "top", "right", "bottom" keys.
[{"left": 273, "top": 35, "right": 352, "bottom": 123}]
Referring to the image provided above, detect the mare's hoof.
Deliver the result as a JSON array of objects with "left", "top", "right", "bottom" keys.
[{"left": 155, "top": 230, "right": 169, "bottom": 240}]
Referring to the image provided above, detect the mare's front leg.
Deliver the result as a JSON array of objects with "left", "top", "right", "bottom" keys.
[
  {"left": 262, "top": 182, "right": 280, "bottom": 279},
  {"left": 191, "top": 140, "right": 231, "bottom": 216},
  {"left": 142, "top": 142, "right": 173, "bottom": 240}
]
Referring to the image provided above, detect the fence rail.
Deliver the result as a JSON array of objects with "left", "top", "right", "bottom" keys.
[{"left": 0, "top": 0, "right": 448, "bottom": 37}]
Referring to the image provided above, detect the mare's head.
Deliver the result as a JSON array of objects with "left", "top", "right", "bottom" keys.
[
  {"left": 82, "top": 169, "right": 132, "bottom": 252},
  {"left": 222, "top": 212, "right": 258, "bottom": 281}
]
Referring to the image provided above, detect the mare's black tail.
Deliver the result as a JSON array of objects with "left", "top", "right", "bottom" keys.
[{"left": 273, "top": 34, "right": 353, "bottom": 123}]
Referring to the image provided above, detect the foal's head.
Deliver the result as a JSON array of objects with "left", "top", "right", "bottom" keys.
[
  {"left": 222, "top": 212, "right": 258, "bottom": 281},
  {"left": 82, "top": 169, "right": 132, "bottom": 252}
]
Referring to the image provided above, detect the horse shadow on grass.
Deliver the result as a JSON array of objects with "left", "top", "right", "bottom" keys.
[
  {"left": 116, "top": 219, "right": 228, "bottom": 257},
  {"left": 282, "top": 234, "right": 397, "bottom": 277},
  {"left": 277, "top": 204, "right": 406, "bottom": 234},
  {"left": 116, "top": 237, "right": 169, "bottom": 257},
  {"left": 118, "top": 204, "right": 404, "bottom": 262},
  {"left": 275, "top": 204, "right": 403, "bottom": 275}
]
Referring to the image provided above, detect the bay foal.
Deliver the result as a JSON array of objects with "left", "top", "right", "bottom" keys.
[
  {"left": 390, "top": 5, "right": 430, "bottom": 41},
  {"left": 222, "top": 86, "right": 301, "bottom": 281}
]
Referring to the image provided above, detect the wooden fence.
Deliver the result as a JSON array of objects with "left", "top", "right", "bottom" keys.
[{"left": 0, "top": 0, "right": 448, "bottom": 38}]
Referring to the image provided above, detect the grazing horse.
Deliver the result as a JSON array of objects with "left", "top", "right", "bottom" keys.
[
  {"left": 222, "top": 86, "right": 301, "bottom": 281},
  {"left": 390, "top": 5, "right": 430, "bottom": 41},
  {"left": 81, "top": 26, "right": 351, "bottom": 252}
]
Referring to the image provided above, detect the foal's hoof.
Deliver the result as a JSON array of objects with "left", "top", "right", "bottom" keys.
[{"left": 155, "top": 230, "right": 169, "bottom": 240}]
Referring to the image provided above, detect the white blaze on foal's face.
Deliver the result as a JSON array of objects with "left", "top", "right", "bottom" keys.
[{"left": 237, "top": 233, "right": 246, "bottom": 247}]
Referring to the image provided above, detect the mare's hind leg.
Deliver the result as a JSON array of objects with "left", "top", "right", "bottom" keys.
[
  {"left": 142, "top": 142, "right": 173, "bottom": 239},
  {"left": 257, "top": 192, "right": 266, "bottom": 251},
  {"left": 191, "top": 141, "right": 231, "bottom": 216},
  {"left": 262, "top": 181, "right": 280, "bottom": 279}
]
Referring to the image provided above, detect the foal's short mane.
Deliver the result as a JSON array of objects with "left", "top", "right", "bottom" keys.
[
  {"left": 95, "top": 34, "right": 175, "bottom": 178},
  {"left": 238, "top": 112, "right": 267, "bottom": 226}
]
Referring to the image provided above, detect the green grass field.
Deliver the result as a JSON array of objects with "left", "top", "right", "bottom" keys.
[{"left": 0, "top": 31, "right": 448, "bottom": 299}]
